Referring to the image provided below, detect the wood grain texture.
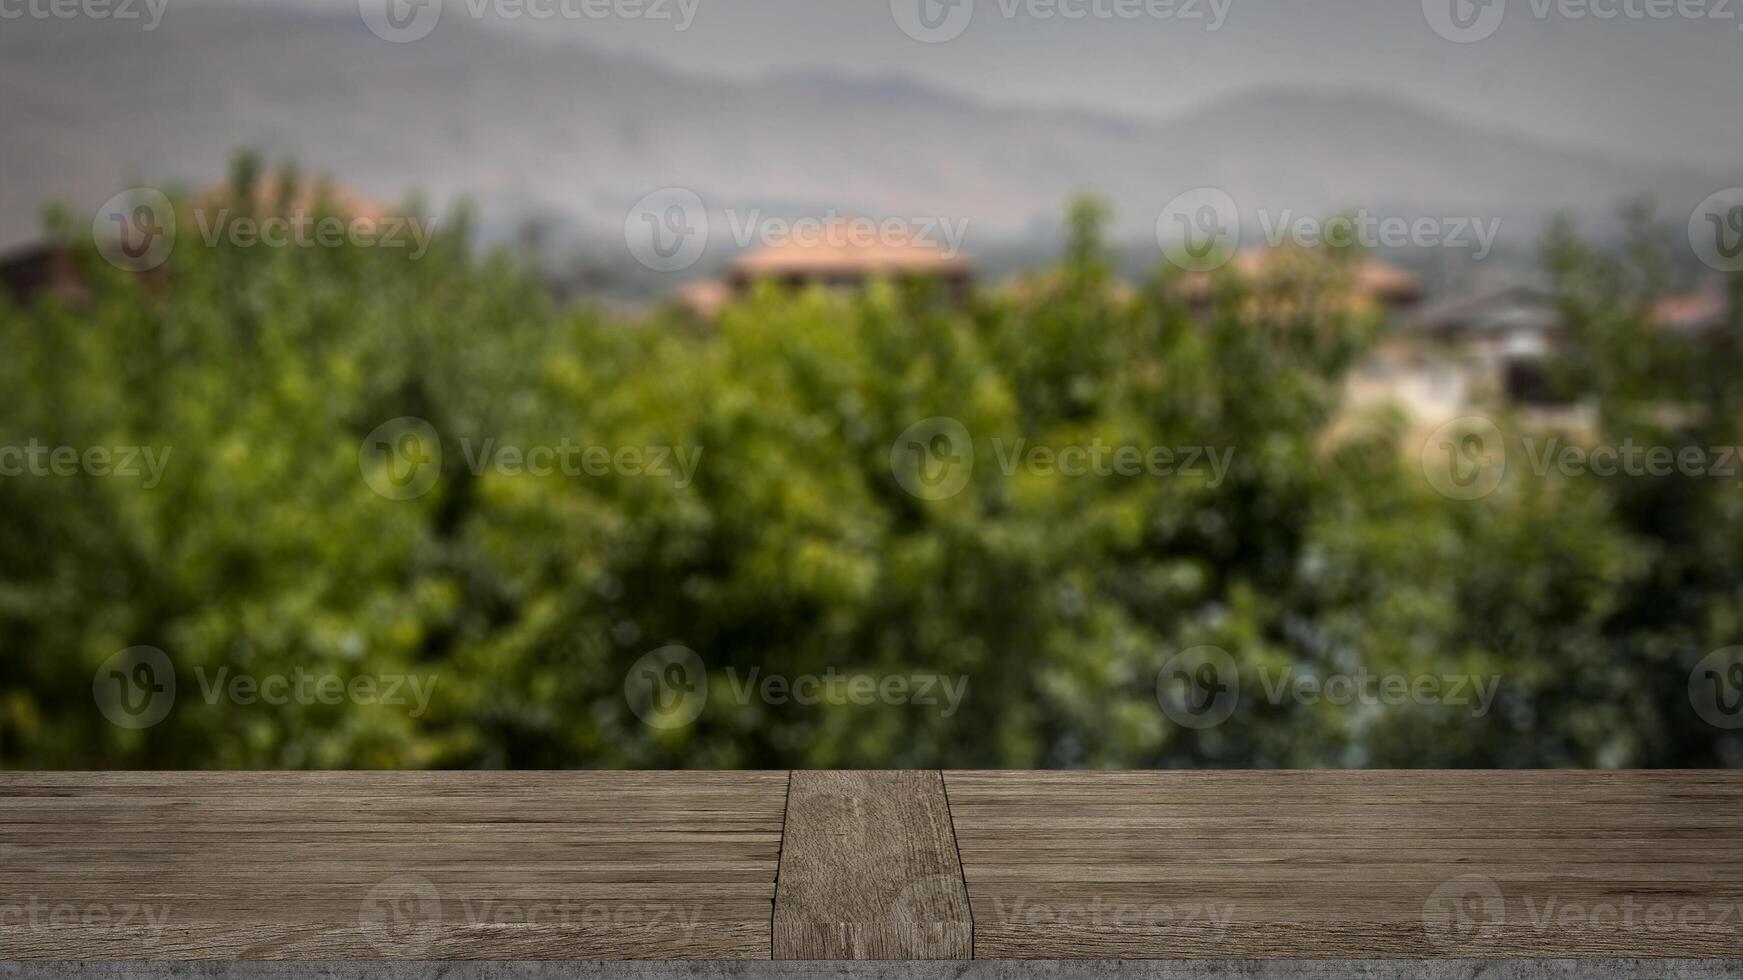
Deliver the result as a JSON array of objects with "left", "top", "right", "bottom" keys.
[
  {"left": 772, "top": 771, "right": 970, "bottom": 959},
  {"left": 5, "top": 770, "right": 1740, "bottom": 962},
  {"left": 943, "top": 771, "right": 1743, "bottom": 960},
  {"left": 0, "top": 772, "right": 787, "bottom": 960}
]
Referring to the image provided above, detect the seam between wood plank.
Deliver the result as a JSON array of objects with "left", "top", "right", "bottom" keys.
[
  {"left": 768, "top": 769, "right": 794, "bottom": 961},
  {"left": 939, "top": 770, "right": 975, "bottom": 960}
]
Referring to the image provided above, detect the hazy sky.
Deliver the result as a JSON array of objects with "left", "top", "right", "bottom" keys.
[
  {"left": 136, "top": 0, "right": 1736, "bottom": 168},
  {"left": 447, "top": 0, "right": 1743, "bottom": 165}
]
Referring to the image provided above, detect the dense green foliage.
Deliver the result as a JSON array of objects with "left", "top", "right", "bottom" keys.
[{"left": 2, "top": 183, "right": 1740, "bottom": 769}]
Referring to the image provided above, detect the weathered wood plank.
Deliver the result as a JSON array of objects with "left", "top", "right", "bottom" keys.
[
  {"left": 0, "top": 772, "right": 787, "bottom": 960},
  {"left": 7, "top": 962, "right": 1743, "bottom": 980},
  {"left": 772, "top": 771, "right": 971, "bottom": 959},
  {"left": 7, "top": 770, "right": 1742, "bottom": 962},
  {"left": 944, "top": 770, "right": 1743, "bottom": 960}
]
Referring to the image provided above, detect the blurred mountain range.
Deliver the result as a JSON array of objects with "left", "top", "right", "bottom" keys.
[{"left": 0, "top": 2, "right": 1726, "bottom": 255}]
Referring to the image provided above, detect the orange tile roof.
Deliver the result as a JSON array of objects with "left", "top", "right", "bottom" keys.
[
  {"left": 190, "top": 175, "right": 391, "bottom": 227},
  {"left": 676, "top": 278, "right": 732, "bottom": 319},
  {"left": 1653, "top": 285, "right": 1728, "bottom": 332},
  {"left": 729, "top": 220, "right": 969, "bottom": 278},
  {"left": 1175, "top": 247, "right": 1420, "bottom": 307}
]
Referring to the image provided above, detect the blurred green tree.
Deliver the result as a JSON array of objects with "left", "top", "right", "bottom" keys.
[{"left": 1, "top": 169, "right": 1737, "bottom": 769}]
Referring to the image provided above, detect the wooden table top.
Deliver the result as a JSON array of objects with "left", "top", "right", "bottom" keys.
[{"left": 2, "top": 770, "right": 1740, "bottom": 961}]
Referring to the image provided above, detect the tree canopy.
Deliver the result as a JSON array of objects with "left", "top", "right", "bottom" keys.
[{"left": 3, "top": 177, "right": 1740, "bottom": 769}]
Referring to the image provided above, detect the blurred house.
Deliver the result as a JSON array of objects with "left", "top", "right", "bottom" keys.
[
  {"left": 679, "top": 226, "right": 972, "bottom": 318},
  {"left": 1175, "top": 247, "right": 1423, "bottom": 322},
  {"left": 1339, "top": 278, "right": 1595, "bottom": 446},
  {"left": 0, "top": 173, "right": 391, "bottom": 306},
  {"left": 0, "top": 242, "right": 88, "bottom": 305},
  {"left": 675, "top": 278, "right": 734, "bottom": 320},
  {"left": 1411, "top": 283, "right": 1565, "bottom": 405},
  {"left": 1345, "top": 278, "right": 1741, "bottom": 450},
  {"left": 1345, "top": 340, "right": 1475, "bottom": 430},
  {"left": 188, "top": 173, "right": 391, "bottom": 232},
  {"left": 1653, "top": 279, "right": 1732, "bottom": 338}
]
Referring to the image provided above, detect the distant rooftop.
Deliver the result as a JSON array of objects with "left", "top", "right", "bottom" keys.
[
  {"left": 191, "top": 172, "right": 391, "bottom": 226},
  {"left": 728, "top": 220, "right": 970, "bottom": 281},
  {"left": 680, "top": 218, "right": 974, "bottom": 318},
  {"left": 1654, "top": 280, "right": 1730, "bottom": 335},
  {"left": 1176, "top": 246, "right": 1422, "bottom": 311}
]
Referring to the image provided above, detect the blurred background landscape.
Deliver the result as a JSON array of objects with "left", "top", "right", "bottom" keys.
[{"left": 1, "top": 0, "right": 1741, "bottom": 769}]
